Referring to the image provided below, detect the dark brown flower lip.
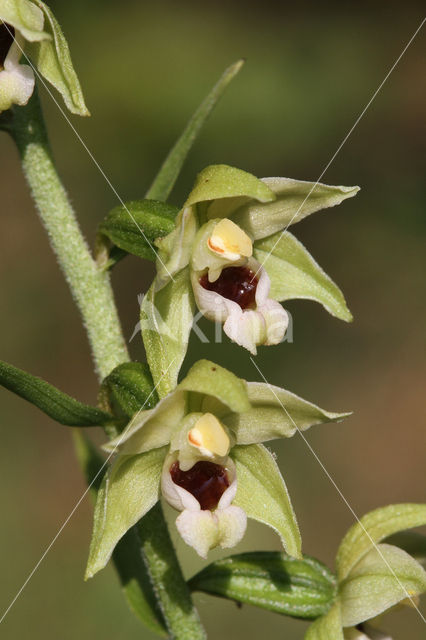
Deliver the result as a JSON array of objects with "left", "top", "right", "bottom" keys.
[
  {"left": 170, "top": 460, "right": 230, "bottom": 511},
  {"left": 199, "top": 265, "right": 258, "bottom": 310},
  {"left": 0, "top": 23, "right": 15, "bottom": 70}
]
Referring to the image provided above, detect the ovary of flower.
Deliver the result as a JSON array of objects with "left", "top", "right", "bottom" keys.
[
  {"left": 188, "top": 413, "right": 230, "bottom": 458},
  {"left": 208, "top": 218, "right": 252, "bottom": 264}
]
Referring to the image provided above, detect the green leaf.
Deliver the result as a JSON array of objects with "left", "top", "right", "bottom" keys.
[
  {"left": 253, "top": 231, "right": 352, "bottom": 322},
  {"left": 73, "top": 431, "right": 166, "bottom": 636},
  {"left": 97, "top": 200, "right": 178, "bottom": 265},
  {"left": 339, "top": 543, "right": 426, "bottom": 627},
  {"left": 186, "top": 164, "right": 275, "bottom": 209},
  {"left": 189, "top": 551, "right": 336, "bottom": 619},
  {"left": 180, "top": 359, "right": 251, "bottom": 414},
  {"left": 0, "top": 0, "right": 48, "bottom": 41},
  {"left": 146, "top": 60, "right": 245, "bottom": 202},
  {"left": 26, "top": 2, "right": 89, "bottom": 115},
  {"left": 336, "top": 503, "right": 426, "bottom": 582},
  {"left": 224, "top": 381, "right": 349, "bottom": 445},
  {"left": 230, "top": 178, "right": 359, "bottom": 240},
  {"left": 0, "top": 359, "right": 112, "bottom": 426},
  {"left": 231, "top": 444, "right": 301, "bottom": 558},
  {"left": 305, "top": 602, "right": 344, "bottom": 640},
  {"left": 85, "top": 446, "right": 167, "bottom": 579},
  {"left": 141, "top": 267, "right": 195, "bottom": 398},
  {"left": 384, "top": 532, "right": 426, "bottom": 567},
  {"left": 100, "top": 361, "right": 158, "bottom": 427}
]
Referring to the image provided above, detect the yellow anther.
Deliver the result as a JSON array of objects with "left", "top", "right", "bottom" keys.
[
  {"left": 207, "top": 219, "right": 252, "bottom": 261},
  {"left": 188, "top": 413, "right": 230, "bottom": 457}
]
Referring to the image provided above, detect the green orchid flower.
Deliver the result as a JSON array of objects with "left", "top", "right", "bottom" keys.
[
  {"left": 306, "top": 504, "right": 426, "bottom": 640},
  {"left": 85, "top": 359, "right": 349, "bottom": 578},
  {"left": 0, "top": 0, "right": 88, "bottom": 114},
  {"left": 142, "top": 164, "right": 359, "bottom": 396}
]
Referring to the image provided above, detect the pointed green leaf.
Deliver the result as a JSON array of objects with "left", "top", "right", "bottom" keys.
[
  {"left": 73, "top": 431, "right": 166, "bottom": 636},
  {"left": 185, "top": 164, "right": 275, "bottom": 209},
  {"left": 26, "top": 2, "right": 89, "bottom": 115},
  {"left": 0, "top": 359, "right": 112, "bottom": 426},
  {"left": 305, "top": 602, "right": 344, "bottom": 640},
  {"left": 189, "top": 551, "right": 336, "bottom": 619},
  {"left": 230, "top": 178, "right": 359, "bottom": 240},
  {"left": 179, "top": 359, "right": 250, "bottom": 414},
  {"left": 100, "top": 361, "right": 158, "bottom": 427},
  {"left": 231, "top": 444, "right": 301, "bottom": 558},
  {"left": 339, "top": 543, "right": 426, "bottom": 627},
  {"left": 85, "top": 446, "right": 167, "bottom": 579},
  {"left": 0, "top": 0, "right": 48, "bottom": 41},
  {"left": 254, "top": 231, "right": 352, "bottom": 322},
  {"left": 97, "top": 200, "right": 178, "bottom": 266},
  {"left": 141, "top": 267, "right": 195, "bottom": 398},
  {"left": 336, "top": 503, "right": 426, "bottom": 582},
  {"left": 146, "top": 60, "right": 245, "bottom": 202},
  {"left": 225, "top": 381, "right": 349, "bottom": 445}
]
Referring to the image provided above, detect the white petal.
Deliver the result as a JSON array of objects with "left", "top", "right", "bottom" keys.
[
  {"left": 217, "top": 459, "right": 237, "bottom": 509},
  {"left": 250, "top": 258, "right": 271, "bottom": 307},
  {"left": 191, "top": 268, "right": 240, "bottom": 322},
  {"left": 224, "top": 308, "right": 266, "bottom": 354},
  {"left": 161, "top": 454, "right": 200, "bottom": 512},
  {"left": 0, "top": 41, "right": 34, "bottom": 112},
  {"left": 216, "top": 506, "right": 247, "bottom": 549},
  {"left": 259, "top": 299, "right": 288, "bottom": 345},
  {"left": 176, "top": 509, "right": 219, "bottom": 558}
]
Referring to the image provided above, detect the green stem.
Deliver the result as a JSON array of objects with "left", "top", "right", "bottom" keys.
[
  {"left": 10, "top": 91, "right": 205, "bottom": 639},
  {"left": 138, "top": 504, "right": 206, "bottom": 640},
  {"left": 11, "top": 91, "right": 128, "bottom": 380}
]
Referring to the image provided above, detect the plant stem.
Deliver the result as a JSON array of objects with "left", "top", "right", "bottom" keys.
[
  {"left": 138, "top": 504, "right": 206, "bottom": 640},
  {"left": 11, "top": 91, "right": 128, "bottom": 380},
  {"left": 10, "top": 91, "right": 205, "bottom": 639}
]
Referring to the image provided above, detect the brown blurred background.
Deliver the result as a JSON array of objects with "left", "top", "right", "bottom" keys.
[{"left": 0, "top": 1, "right": 425, "bottom": 638}]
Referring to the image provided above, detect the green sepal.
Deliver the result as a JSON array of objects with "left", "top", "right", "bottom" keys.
[
  {"left": 73, "top": 431, "right": 166, "bottom": 636},
  {"left": 189, "top": 551, "right": 337, "bottom": 619},
  {"left": 384, "top": 532, "right": 426, "bottom": 566},
  {"left": 154, "top": 206, "right": 198, "bottom": 286},
  {"left": 99, "top": 362, "right": 158, "bottom": 429},
  {"left": 146, "top": 59, "right": 245, "bottom": 202},
  {"left": 85, "top": 446, "right": 167, "bottom": 579},
  {"left": 141, "top": 267, "right": 195, "bottom": 398},
  {"left": 230, "top": 178, "right": 359, "bottom": 240},
  {"left": 26, "top": 2, "right": 89, "bottom": 115},
  {"left": 224, "top": 381, "right": 349, "bottom": 445},
  {"left": 336, "top": 503, "right": 426, "bottom": 582},
  {"left": 0, "top": 0, "right": 48, "bottom": 41},
  {"left": 254, "top": 231, "right": 352, "bottom": 322},
  {"left": 305, "top": 602, "right": 344, "bottom": 640},
  {"left": 231, "top": 444, "right": 301, "bottom": 558},
  {"left": 339, "top": 543, "right": 426, "bottom": 627},
  {"left": 181, "top": 359, "right": 251, "bottom": 414},
  {"left": 97, "top": 200, "right": 178, "bottom": 267},
  {"left": 186, "top": 164, "right": 275, "bottom": 210},
  {"left": 0, "top": 359, "right": 112, "bottom": 426}
]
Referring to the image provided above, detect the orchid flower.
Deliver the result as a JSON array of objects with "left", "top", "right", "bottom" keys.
[
  {"left": 305, "top": 504, "right": 426, "bottom": 640},
  {"left": 0, "top": 0, "right": 88, "bottom": 115},
  {"left": 85, "top": 359, "right": 349, "bottom": 577}
]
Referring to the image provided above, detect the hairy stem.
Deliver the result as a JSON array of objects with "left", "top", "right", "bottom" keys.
[
  {"left": 11, "top": 92, "right": 128, "bottom": 380},
  {"left": 10, "top": 91, "right": 205, "bottom": 639}
]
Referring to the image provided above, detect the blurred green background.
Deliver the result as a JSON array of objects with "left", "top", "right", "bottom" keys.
[{"left": 1, "top": 1, "right": 425, "bottom": 638}]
